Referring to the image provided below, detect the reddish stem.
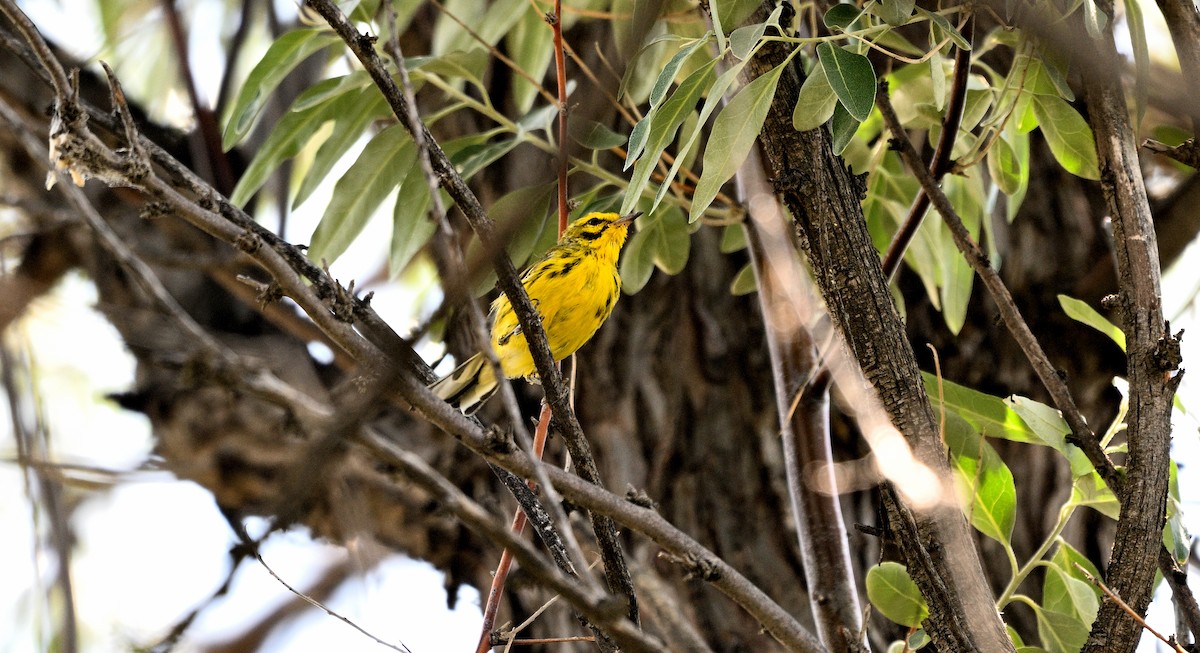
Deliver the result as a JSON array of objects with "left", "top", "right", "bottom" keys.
[
  {"left": 553, "top": 0, "right": 568, "bottom": 232},
  {"left": 477, "top": 11, "right": 570, "bottom": 646},
  {"left": 475, "top": 403, "right": 553, "bottom": 653}
]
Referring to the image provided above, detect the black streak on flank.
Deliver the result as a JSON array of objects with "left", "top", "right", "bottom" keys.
[{"left": 548, "top": 259, "right": 579, "bottom": 278}]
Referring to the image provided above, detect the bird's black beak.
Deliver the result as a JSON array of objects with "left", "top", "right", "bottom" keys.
[{"left": 614, "top": 210, "right": 641, "bottom": 226}]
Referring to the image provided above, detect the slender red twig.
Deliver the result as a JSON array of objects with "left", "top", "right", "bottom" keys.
[
  {"left": 477, "top": 6, "right": 575, "bottom": 649},
  {"left": 476, "top": 404, "right": 554, "bottom": 653},
  {"left": 553, "top": 0, "right": 569, "bottom": 231}
]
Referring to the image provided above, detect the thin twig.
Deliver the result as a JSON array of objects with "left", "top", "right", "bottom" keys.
[
  {"left": 881, "top": 16, "right": 974, "bottom": 280},
  {"left": 1075, "top": 563, "right": 1188, "bottom": 653},
  {"left": 251, "top": 546, "right": 411, "bottom": 652}
]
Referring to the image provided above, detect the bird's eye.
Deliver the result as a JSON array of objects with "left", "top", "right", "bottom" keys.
[{"left": 585, "top": 216, "right": 606, "bottom": 227}]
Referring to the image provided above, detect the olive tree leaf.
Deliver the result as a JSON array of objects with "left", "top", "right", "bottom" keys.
[
  {"left": 689, "top": 63, "right": 784, "bottom": 222},
  {"left": 222, "top": 29, "right": 339, "bottom": 149},
  {"left": 866, "top": 562, "right": 929, "bottom": 627},
  {"left": 1032, "top": 95, "right": 1100, "bottom": 180},
  {"left": 309, "top": 125, "right": 414, "bottom": 263},
  {"left": 817, "top": 42, "right": 877, "bottom": 121},
  {"left": 793, "top": 61, "right": 838, "bottom": 131}
]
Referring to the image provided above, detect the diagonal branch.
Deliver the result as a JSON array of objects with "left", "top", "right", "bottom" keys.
[
  {"left": 874, "top": 87, "right": 1122, "bottom": 494},
  {"left": 302, "top": 0, "right": 638, "bottom": 624}
]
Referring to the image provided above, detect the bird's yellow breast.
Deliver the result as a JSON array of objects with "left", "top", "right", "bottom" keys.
[{"left": 489, "top": 214, "right": 629, "bottom": 380}]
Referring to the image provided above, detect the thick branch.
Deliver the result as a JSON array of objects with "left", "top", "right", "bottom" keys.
[
  {"left": 742, "top": 3, "right": 1012, "bottom": 651},
  {"left": 1075, "top": 4, "right": 1178, "bottom": 650},
  {"left": 737, "top": 147, "right": 866, "bottom": 652}
]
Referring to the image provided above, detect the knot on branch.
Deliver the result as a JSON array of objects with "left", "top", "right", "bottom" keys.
[
  {"left": 138, "top": 201, "right": 172, "bottom": 221},
  {"left": 624, "top": 485, "right": 657, "bottom": 510},
  {"left": 483, "top": 425, "right": 514, "bottom": 454},
  {"left": 234, "top": 230, "right": 262, "bottom": 254},
  {"left": 1153, "top": 322, "right": 1184, "bottom": 372},
  {"left": 117, "top": 147, "right": 151, "bottom": 182},
  {"left": 661, "top": 551, "right": 722, "bottom": 582},
  {"left": 327, "top": 276, "right": 358, "bottom": 323},
  {"left": 237, "top": 275, "right": 284, "bottom": 307}
]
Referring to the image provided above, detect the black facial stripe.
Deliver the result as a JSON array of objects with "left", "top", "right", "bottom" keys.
[{"left": 578, "top": 230, "right": 602, "bottom": 240}]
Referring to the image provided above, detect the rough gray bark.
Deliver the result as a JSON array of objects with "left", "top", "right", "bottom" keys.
[
  {"left": 1076, "top": 3, "right": 1180, "bottom": 651},
  {"left": 740, "top": 3, "right": 1013, "bottom": 651}
]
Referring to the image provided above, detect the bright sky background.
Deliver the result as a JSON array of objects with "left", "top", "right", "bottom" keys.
[{"left": 2, "top": 0, "right": 1199, "bottom": 651}]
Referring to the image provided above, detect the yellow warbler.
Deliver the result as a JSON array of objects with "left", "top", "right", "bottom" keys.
[{"left": 431, "top": 210, "right": 640, "bottom": 413}]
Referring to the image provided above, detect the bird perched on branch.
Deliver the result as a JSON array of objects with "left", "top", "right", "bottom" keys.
[{"left": 431, "top": 210, "right": 640, "bottom": 414}]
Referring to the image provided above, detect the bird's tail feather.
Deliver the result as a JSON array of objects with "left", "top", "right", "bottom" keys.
[{"left": 429, "top": 353, "right": 499, "bottom": 415}]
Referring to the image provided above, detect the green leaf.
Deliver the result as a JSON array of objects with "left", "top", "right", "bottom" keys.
[
  {"left": 644, "top": 206, "right": 690, "bottom": 274},
  {"left": 416, "top": 49, "right": 490, "bottom": 91},
  {"left": 1165, "top": 510, "right": 1190, "bottom": 564},
  {"left": 987, "top": 130, "right": 1024, "bottom": 196},
  {"left": 938, "top": 176, "right": 981, "bottom": 335},
  {"left": 491, "top": 184, "right": 557, "bottom": 268},
  {"left": 1164, "top": 460, "right": 1190, "bottom": 562},
  {"left": 1124, "top": 0, "right": 1150, "bottom": 125},
  {"left": 1057, "top": 295, "right": 1125, "bottom": 350},
  {"left": 720, "top": 223, "right": 747, "bottom": 253},
  {"left": 943, "top": 413, "right": 1016, "bottom": 545},
  {"left": 923, "top": 373, "right": 1039, "bottom": 443},
  {"left": 433, "top": 0, "right": 525, "bottom": 54},
  {"left": 624, "top": 114, "right": 654, "bottom": 170},
  {"left": 389, "top": 182, "right": 437, "bottom": 276},
  {"left": 1043, "top": 564, "right": 1099, "bottom": 626},
  {"left": 728, "top": 5, "right": 779, "bottom": 61},
  {"left": 1071, "top": 470, "right": 1120, "bottom": 518},
  {"left": 619, "top": 227, "right": 656, "bottom": 295},
  {"left": 730, "top": 263, "right": 758, "bottom": 295},
  {"left": 712, "top": 0, "right": 763, "bottom": 33},
  {"left": 291, "top": 70, "right": 372, "bottom": 111},
  {"left": 908, "top": 629, "right": 931, "bottom": 650},
  {"left": 454, "top": 138, "right": 519, "bottom": 179},
  {"left": 1052, "top": 541, "right": 1104, "bottom": 591},
  {"left": 872, "top": 0, "right": 915, "bottom": 26},
  {"left": 1036, "top": 606, "right": 1091, "bottom": 653},
  {"left": 623, "top": 58, "right": 719, "bottom": 214},
  {"left": 916, "top": 8, "right": 971, "bottom": 49},
  {"left": 507, "top": 7, "right": 555, "bottom": 113},
  {"left": 1082, "top": 0, "right": 1108, "bottom": 38},
  {"left": 824, "top": 3, "right": 862, "bottom": 29},
  {"left": 1007, "top": 394, "right": 1093, "bottom": 475},
  {"left": 829, "top": 101, "right": 861, "bottom": 156},
  {"left": 650, "top": 60, "right": 747, "bottom": 213},
  {"left": 222, "top": 29, "right": 339, "bottom": 150},
  {"left": 309, "top": 125, "right": 414, "bottom": 264},
  {"left": 866, "top": 562, "right": 929, "bottom": 627},
  {"left": 573, "top": 119, "right": 628, "bottom": 150},
  {"left": 617, "top": 31, "right": 687, "bottom": 103},
  {"left": 230, "top": 77, "right": 344, "bottom": 207},
  {"left": 689, "top": 63, "right": 784, "bottom": 222},
  {"left": 793, "top": 61, "right": 838, "bottom": 131},
  {"left": 1032, "top": 95, "right": 1100, "bottom": 180},
  {"left": 817, "top": 43, "right": 877, "bottom": 121},
  {"left": 650, "top": 37, "right": 711, "bottom": 107},
  {"left": 293, "top": 87, "right": 388, "bottom": 209}
]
